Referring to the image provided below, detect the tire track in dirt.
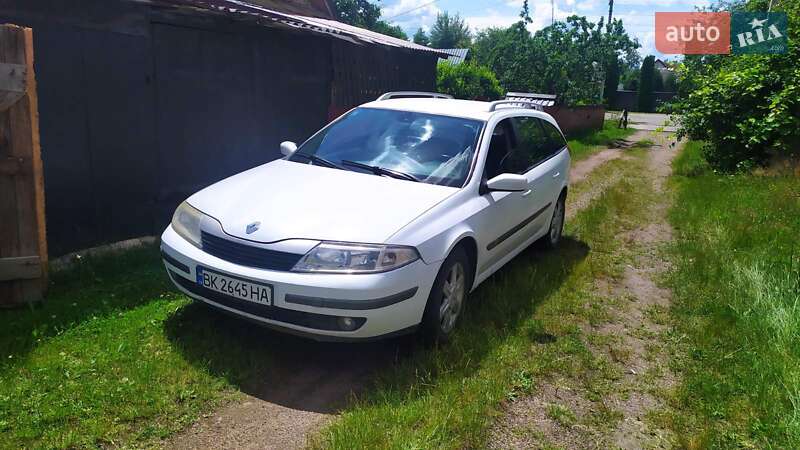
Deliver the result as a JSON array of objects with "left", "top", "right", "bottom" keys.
[
  {"left": 566, "top": 130, "right": 651, "bottom": 220},
  {"left": 167, "top": 336, "right": 414, "bottom": 450},
  {"left": 601, "top": 132, "right": 680, "bottom": 449}
]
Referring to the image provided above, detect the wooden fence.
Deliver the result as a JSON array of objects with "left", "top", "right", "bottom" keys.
[{"left": 0, "top": 24, "right": 47, "bottom": 307}]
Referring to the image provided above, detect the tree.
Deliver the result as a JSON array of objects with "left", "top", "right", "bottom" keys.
[
  {"left": 531, "top": 16, "right": 639, "bottom": 105},
  {"left": 520, "top": 0, "right": 533, "bottom": 24},
  {"left": 472, "top": 16, "right": 639, "bottom": 105},
  {"left": 603, "top": 56, "right": 620, "bottom": 106},
  {"left": 637, "top": 55, "right": 655, "bottom": 112},
  {"left": 413, "top": 28, "right": 430, "bottom": 46},
  {"left": 374, "top": 22, "right": 408, "bottom": 40},
  {"left": 436, "top": 62, "right": 503, "bottom": 100},
  {"left": 653, "top": 67, "right": 664, "bottom": 92},
  {"left": 429, "top": 12, "right": 471, "bottom": 48},
  {"left": 471, "top": 24, "right": 533, "bottom": 92},
  {"left": 333, "top": 0, "right": 406, "bottom": 40},
  {"left": 663, "top": 71, "right": 677, "bottom": 92},
  {"left": 334, "top": 0, "right": 380, "bottom": 29}
]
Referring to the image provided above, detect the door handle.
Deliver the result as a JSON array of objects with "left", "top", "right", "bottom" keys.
[
  {"left": 521, "top": 189, "right": 532, "bottom": 197},
  {"left": 552, "top": 172, "right": 560, "bottom": 179}
]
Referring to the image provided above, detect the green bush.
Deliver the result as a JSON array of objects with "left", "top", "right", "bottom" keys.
[
  {"left": 436, "top": 61, "right": 503, "bottom": 100},
  {"left": 674, "top": 0, "right": 800, "bottom": 171}
]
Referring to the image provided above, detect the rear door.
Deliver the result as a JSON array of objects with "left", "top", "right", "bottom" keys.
[
  {"left": 539, "top": 118, "right": 570, "bottom": 199},
  {"left": 505, "top": 116, "right": 557, "bottom": 240}
]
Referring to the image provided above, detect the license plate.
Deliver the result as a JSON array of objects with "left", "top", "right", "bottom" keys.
[{"left": 196, "top": 267, "right": 272, "bottom": 306}]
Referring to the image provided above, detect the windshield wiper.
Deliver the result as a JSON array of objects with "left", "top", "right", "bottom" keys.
[
  {"left": 292, "top": 152, "right": 344, "bottom": 170},
  {"left": 341, "top": 160, "right": 420, "bottom": 182}
]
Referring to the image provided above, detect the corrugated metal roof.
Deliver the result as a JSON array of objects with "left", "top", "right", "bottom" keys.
[
  {"left": 437, "top": 48, "right": 469, "bottom": 65},
  {"left": 151, "top": 0, "right": 449, "bottom": 56}
]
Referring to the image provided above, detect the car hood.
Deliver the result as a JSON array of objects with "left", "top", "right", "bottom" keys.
[{"left": 187, "top": 159, "right": 458, "bottom": 244}]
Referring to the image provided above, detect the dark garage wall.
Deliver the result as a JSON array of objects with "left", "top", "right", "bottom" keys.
[
  {"left": 0, "top": 0, "right": 333, "bottom": 255},
  {"left": 1, "top": 0, "right": 437, "bottom": 256}
]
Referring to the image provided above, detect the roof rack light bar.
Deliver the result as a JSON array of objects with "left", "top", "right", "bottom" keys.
[
  {"left": 505, "top": 92, "right": 557, "bottom": 100},
  {"left": 488, "top": 100, "right": 545, "bottom": 112},
  {"left": 504, "top": 92, "right": 556, "bottom": 107},
  {"left": 376, "top": 91, "right": 453, "bottom": 101}
]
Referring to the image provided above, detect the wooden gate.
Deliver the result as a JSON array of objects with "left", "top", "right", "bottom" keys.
[{"left": 0, "top": 24, "right": 47, "bottom": 307}]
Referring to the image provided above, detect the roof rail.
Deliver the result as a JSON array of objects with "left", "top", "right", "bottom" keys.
[
  {"left": 376, "top": 91, "right": 454, "bottom": 101},
  {"left": 488, "top": 100, "right": 544, "bottom": 112}
]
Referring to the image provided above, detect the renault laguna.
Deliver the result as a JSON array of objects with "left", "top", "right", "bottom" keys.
[{"left": 161, "top": 92, "right": 571, "bottom": 342}]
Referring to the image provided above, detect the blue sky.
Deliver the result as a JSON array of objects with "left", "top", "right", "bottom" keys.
[{"left": 380, "top": 0, "right": 712, "bottom": 58}]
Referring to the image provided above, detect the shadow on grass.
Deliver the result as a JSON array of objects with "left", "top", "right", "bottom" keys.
[
  {"left": 0, "top": 245, "right": 172, "bottom": 361},
  {"left": 163, "top": 236, "right": 589, "bottom": 415}
]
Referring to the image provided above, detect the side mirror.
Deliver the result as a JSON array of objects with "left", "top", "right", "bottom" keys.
[
  {"left": 280, "top": 141, "right": 297, "bottom": 157},
  {"left": 486, "top": 173, "right": 528, "bottom": 192}
]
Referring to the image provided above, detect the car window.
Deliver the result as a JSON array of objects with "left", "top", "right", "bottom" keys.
[
  {"left": 540, "top": 119, "right": 567, "bottom": 155},
  {"left": 291, "top": 108, "right": 484, "bottom": 187},
  {"left": 484, "top": 119, "right": 513, "bottom": 180},
  {"left": 498, "top": 116, "right": 550, "bottom": 174}
]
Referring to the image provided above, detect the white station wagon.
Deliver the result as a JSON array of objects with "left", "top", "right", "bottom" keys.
[{"left": 161, "top": 92, "right": 570, "bottom": 341}]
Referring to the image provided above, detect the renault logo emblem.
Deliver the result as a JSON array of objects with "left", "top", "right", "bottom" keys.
[{"left": 246, "top": 221, "right": 261, "bottom": 234}]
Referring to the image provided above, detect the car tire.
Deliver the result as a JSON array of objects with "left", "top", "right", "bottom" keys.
[
  {"left": 420, "top": 246, "right": 471, "bottom": 343},
  {"left": 540, "top": 191, "right": 566, "bottom": 249}
]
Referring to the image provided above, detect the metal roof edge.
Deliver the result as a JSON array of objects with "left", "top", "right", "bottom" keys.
[{"left": 150, "top": 0, "right": 449, "bottom": 56}]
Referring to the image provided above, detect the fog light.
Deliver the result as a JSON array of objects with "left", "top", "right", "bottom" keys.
[{"left": 338, "top": 317, "right": 357, "bottom": 331}]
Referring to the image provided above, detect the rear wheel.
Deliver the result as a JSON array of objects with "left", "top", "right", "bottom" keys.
[
  {"left": 541, "top": 191, "right": 566, "bottom": 249},
  {"left": 420, "top": 246, "right": 471, "bottom": 343}
]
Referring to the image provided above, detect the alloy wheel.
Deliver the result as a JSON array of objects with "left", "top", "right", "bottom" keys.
[
  {"left": 550, "top": 198, "right": 565, "bottom": 245},
  {"left": 439, "top": 262, "right": 466, "bottom": 333}
]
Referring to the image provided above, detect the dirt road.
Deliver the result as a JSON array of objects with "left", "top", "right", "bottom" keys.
[{"left": 489, "top": 130, "right": 680, "bottom": 449}]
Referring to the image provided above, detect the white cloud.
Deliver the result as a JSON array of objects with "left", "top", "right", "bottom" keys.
[
  {"left": 615, "top": 0, "right": 708, "bottom": 5},
  {"left": 382, "top": 0, "right": 441, "bottom": 31},
  {"left": 530, "top": 1, "right": 577, "bottom": 31},
  {"left": 463, "top": 9, "right": 521, "bottom": 31}
]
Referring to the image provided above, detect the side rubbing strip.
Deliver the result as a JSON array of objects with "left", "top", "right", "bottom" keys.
[
  {"left": 487, "top": 202, "right": 552, "bottom": 251},
  {"left": 162, "top": 251, "right": 190, "bottom": 274},
  {"left": 285, "top": 287, "right": 419, "bottom": 310}
]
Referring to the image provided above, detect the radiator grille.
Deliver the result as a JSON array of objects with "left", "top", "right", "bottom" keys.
[{"left": 201, "top": 232, "right": 303, "bottom": 271}]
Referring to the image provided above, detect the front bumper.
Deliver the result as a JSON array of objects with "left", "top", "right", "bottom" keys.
[{"left": 160, "top": 225, "right": 439, "bottom": 340}]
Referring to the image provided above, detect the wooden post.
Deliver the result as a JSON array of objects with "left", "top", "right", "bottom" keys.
[{"left": 0, "top": 24, "right": 47, "bottom": 307}]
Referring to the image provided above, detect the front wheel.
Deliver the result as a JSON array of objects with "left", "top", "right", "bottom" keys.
[
  {"left": 420, "top": 246, "right": 470, "bottom": 343},
  {"left": 540, "top": 192, "right": 566, "bottom": 249}
]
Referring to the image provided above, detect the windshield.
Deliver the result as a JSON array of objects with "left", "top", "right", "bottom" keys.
[{"left": 290, "top": 108, "right": 484, "bottom": 187}]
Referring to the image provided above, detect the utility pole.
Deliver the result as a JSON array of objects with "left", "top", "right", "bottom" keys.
[
  {"left": 608, "top": 0, "right": 614, "bottom": 24},
  {"left": 551, "top": 0, "right": 554, "bottom": 26}
]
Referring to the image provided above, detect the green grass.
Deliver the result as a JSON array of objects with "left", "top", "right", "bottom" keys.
[
  {"left": 0, "top": 248, "right": 282, "bottom": 448},
  {"left": 567, "top": 120, "right": 636, "bottom": 161},
  {"left": 314, "top": 153, "right": 654, "bottom": 448},
  {"left": 546, "top": 404, "right": 577, "bottom": 428},
  {"left": 664, "top": 141, "right": 800, "bottom": 448}
]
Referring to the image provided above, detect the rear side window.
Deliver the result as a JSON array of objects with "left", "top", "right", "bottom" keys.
[
  {"left": 541, "top": 120, "right": 567, "bottom": 154},
  {"left": 499, "top": 116, "right": 550, "bottom": 174}
]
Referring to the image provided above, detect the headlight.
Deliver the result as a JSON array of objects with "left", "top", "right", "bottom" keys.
[
  {"left": 171, "top": 201, "right": 204, "bottom": 248},
  {"left": 292, "top": 242, "right": 420, "bottom": 273}
]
